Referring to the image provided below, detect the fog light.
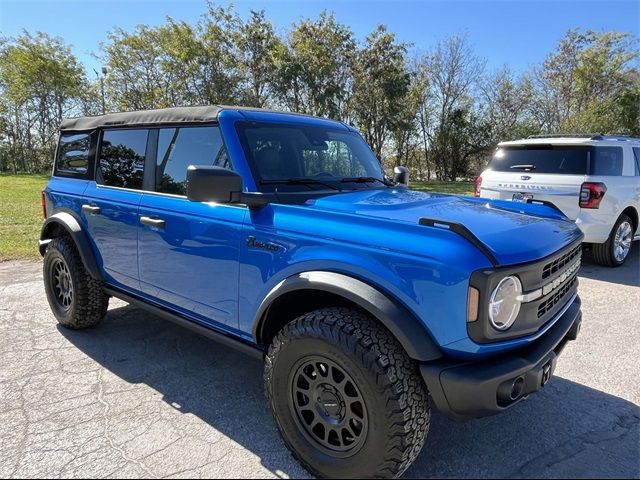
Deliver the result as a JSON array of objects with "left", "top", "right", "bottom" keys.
[{"left": 489, "top": 276, "right": 522, "bottom": 330}]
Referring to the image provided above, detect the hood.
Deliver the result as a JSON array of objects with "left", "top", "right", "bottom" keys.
[{"left": 306, "top": 188, "right": 583, "bottom": 266}]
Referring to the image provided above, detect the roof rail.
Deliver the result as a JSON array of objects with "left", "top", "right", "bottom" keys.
[
  {"left": 599, "top": 135, "right": 640, "bottom": 142},
  {"left": 526, "top": 133, "right": 603, "bottom": 140}
]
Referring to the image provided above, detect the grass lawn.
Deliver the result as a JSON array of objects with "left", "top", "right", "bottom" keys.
[
  {"left": 410, "top": 181, "right": 474, "bottom": 196},
  {"left": 0, "top": 174, "right": 473, "bottom": 261},
  {"left": 0, "top": 174, "right": 49, "bottom": 261}
]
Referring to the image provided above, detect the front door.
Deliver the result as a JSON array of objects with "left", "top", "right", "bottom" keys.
[{"left": 137, "top": 125, "right": 245, "bottom": 330}]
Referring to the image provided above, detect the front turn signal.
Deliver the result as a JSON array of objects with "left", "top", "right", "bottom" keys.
[{"left": 467, "top": 286, "right": 479, "bottom": 322}]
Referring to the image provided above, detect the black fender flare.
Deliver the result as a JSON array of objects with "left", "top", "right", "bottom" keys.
[
  {"left": 252, "top": 271, "right": 443, "bottom": 362},
  {"left": 39, "top": 212, "right": 102, "bottom": 281}
]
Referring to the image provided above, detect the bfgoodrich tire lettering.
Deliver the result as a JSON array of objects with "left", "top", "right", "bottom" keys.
[
  {"left": 43, "top": 236, "right": 109, "bottom": 329},
  {"left": 264, "top": 307, "right": 430, "bottom": 478}
]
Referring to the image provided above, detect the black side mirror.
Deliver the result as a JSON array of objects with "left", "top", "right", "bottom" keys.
[
  {"left": 186, "top": 165, "right": 243, "bottom": 203},
  {"left": 393, "top": 166, "right": 409, "bottom": 186},
  {"left": 186, "top": 165, "right": 271, "bottom": 209}
]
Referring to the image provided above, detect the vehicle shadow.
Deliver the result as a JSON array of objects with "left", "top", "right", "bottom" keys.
[
  {"left": 59, "top": 305, "right": 640, "bottom": 479},
  {"left": 578, "top": 242, "right": 639, "bottom": 287}
]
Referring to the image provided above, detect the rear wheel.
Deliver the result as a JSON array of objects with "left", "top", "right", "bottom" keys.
[
  {"left": 592, "top": 214, "right": 634, "bottom": 267},
  {"left": 43, "top": 236, "right": 109, "bottom": 329},
  {"left": 265, "top": 307, "right": 430, "bottom": 478}
]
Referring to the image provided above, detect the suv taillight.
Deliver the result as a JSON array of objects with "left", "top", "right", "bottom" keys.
[
  {"left": 579, "top": 182, "right": 606, "bottom": 209},
  {"left": 41, "top": 190, "right": 47, "bottom": 219},
  {"left": 474, "top": 176, "right": 482, "bottom": 197}
]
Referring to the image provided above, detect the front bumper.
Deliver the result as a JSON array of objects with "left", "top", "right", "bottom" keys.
[{"left": 421, "top": 295, "right": 582, "bottom": 421}]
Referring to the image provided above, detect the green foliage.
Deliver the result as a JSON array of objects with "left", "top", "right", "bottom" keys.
[
  {"left": 0, "top": 173, "right": 48, "bottom": 259},
  {"left": 236, "top": 10, "right": 281, "bottom": 107},
  {"left": 534, "top": 29, "right": 639, "bottom": 134},
  {"left": 410, "top": 180, "right": 473, "bottom": 195},
  {"left": 272, "top": 11, "right": 356, "bottom": 118},
  {"left": 349, "top": 25, "right": 410, "bottom": 159},
  {"left": 0, "top": 7, "right": 637, "bottom": 179},
  {"left": 0, "top": 31, "right": 90, "bottom": 172}
]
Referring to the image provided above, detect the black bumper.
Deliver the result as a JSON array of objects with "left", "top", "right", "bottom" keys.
[{"left": 421, "top": 295, "right": 582, "bottom": 421}]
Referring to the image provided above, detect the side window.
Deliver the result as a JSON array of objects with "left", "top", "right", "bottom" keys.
[
  {"left": 98, "top": 129, "right": 148, "bottom": 189},
  {"left": 55, "top": 132, "right": 92, "bottom": 177},
  {"left": 590, "top": 146, "right": 623, "bottom": 176},
  {"left": 633, "top": 147, "right": 640, "bottom": 176},
  {"left": 156, "top": 126, "right": 228, "bottom": 195}
]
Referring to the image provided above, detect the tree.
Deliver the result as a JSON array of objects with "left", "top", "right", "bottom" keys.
[
  {"left": 350, "top": 25, "right": 410, "bottom": 160},
  {"left": 272, "top": 12, "right": 356, "bottom": 118},
  {"left": 478, "top": 66, "right": 537, "bottom": 143},
  {"left": 425, "top": 34, "right": 485, "bottom": 179},
  {"left": 532, "top": 29, "right": 639, "bottom": 134},
  {"left": 0, "top": 31, "right": 89, "bottom": 172},
  {"left": 235, "top": 10, "right": 281, "bottom": 107},
  {"left": 102, "top": 5, "right": 242, "bottom": 110}
]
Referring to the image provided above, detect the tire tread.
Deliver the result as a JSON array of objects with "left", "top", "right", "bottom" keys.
[{"left": 264, "top": 307, "right": 430, "bottom": 478}]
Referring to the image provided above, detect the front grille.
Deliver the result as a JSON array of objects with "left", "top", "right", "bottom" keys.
[
  {"left": 537, "top": 274, "right": 577, "bottom": 318},
  {"left": 542, "top": 245, "right": 581, "bottom": 280}
]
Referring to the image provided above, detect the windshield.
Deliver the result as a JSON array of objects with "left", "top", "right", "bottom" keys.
[{"left": 236, "top": 122, "right": 386, "bottom": 192}]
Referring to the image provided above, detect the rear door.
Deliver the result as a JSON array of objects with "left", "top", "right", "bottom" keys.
[
  {"left": 480, "top": 145, "right": 588, "bottom": 219},
  {"left": 82, "top": 128, "right": 149, "bottom": 290}
]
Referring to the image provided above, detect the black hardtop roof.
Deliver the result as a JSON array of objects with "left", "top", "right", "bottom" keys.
[{"left": 59, "top": 105, "right": 333, "bottom": 132}]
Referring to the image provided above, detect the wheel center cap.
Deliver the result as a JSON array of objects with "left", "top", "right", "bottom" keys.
[{"left": 316, "top": 386, "right": 343, "bottom": 419}]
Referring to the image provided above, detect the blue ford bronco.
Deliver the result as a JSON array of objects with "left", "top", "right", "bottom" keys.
[{"left": 40, "top": 106, "right": 583, "bottom": 478}]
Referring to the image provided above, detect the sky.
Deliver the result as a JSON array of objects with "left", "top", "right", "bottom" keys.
[{"left": 1, "top": 0, "right": 638, "bottom": 77}]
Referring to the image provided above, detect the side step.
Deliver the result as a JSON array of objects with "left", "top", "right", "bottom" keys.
[{"left": 103, "top": 287, "right": 264, "bottom": 360}]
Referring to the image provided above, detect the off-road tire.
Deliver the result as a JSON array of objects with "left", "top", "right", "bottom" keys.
[
  {"left": 43, "top": 236, "right": 109, "bottom": 329},
  {"left": 264, "top": 307, "right": 430, "bottom": 479},
  {"left": 591, "top": 214, "right": 634, "bottom": 267}
]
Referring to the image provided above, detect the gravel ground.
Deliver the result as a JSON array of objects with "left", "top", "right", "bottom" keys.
[{"left": 0, "top": 245, "right": 638, "bottom": 478}]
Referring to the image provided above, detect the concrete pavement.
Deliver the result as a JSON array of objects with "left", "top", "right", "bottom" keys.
[{"left": 0, "top": 246, "right": 638, "bottom": 478}]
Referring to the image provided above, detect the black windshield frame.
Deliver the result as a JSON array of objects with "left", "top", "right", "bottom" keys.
[{"left": 235, "top": 121, "right": 386, "bottom": 193}]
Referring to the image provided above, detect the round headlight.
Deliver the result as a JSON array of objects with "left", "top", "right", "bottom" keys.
[{"left": 489, "top": 276, "right": 522, "bottom": 330}]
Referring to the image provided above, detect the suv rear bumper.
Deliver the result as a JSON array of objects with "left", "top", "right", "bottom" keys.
[{"left": 421, "top": 295, "right": 581, "bottom": 421}]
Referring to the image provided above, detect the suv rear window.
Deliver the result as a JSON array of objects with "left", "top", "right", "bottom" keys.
[
  {"left": 55, "top": 133, "right": 93, "bottom": 177},
  {"left": 98, "top": 129, "right": 148, "bottom": 190},
  {"left": 489, "top": 145, "right": 623, "bottom": 176},
  {"left": 489, "top": 146, "right": 588, "bottom": 174}
]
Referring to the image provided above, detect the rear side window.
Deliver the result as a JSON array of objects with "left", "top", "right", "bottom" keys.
[
  {"left": 55, "top": 133, "right": 92, "bottom": 177},
  {"left": 590, "top": 147, "right": 623, "bottom": 176},
  {"left": 155, "top": 126, "right": 228, "bottom": 195},
  {"left": 98, "top": 129, "right": 148, "bottom": 190},
  {"left": 489, "top": 146, "right": 589, "bottom": 174},
  {"left": 632, "top": 147, "right": 640, "bottom": 176}
]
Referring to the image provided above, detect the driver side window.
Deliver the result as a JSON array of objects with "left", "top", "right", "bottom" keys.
[{"left": 156, "top": 126, "right": 229, "bottom": 195}]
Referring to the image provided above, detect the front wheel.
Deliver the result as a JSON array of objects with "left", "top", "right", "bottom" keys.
[
  {"left": 264, "top": 307, "right": 430, "bottom": 478},
  {"left": 591, "top": 214, "right": 634, "bottom": 266}
]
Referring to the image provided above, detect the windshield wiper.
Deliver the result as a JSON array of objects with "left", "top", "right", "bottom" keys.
[
  {"left": 260, "top": 178, "right": 341, "bottom": 191},
  {"left": 340, "top": 177, "right": 394, "bottom": 186},
  {"left": 509, "top": 164, "right": 537, "bottom": 171}
]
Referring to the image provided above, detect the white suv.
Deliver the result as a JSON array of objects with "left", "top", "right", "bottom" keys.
[{"left": 476, "top": 135, "right": 640, "bottom": 266}]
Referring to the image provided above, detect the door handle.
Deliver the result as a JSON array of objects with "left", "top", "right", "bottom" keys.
[
  {"left": 140, "top": 216, "right": 166, "bottom": 229},
  {"left": 82, "top": 204, "right": 101, "bottom": 215}
]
